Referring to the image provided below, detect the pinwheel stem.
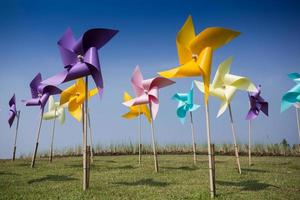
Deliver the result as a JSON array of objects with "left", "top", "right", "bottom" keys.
[
  {"left": 138, "top": 108, "right": 142, "bottom": 165},
  {"left": 149, "top": 103, "right": 158, "bottom": 173},
  {"left": 228, "top": 103, "right": 241, "bottom": 174},
  {"left": 83, "top": 76, "right": 89, "bottom": 190},
  {"left": 189, "top": 112, "right": 197, "bottom": 165},
  {"left": 248, "top": 119, "right": 252, "bottom": 166},
  {"left": 204, "top": 103, "right": 216, "bottom": 198},
  {"left": 12, "top": 111, "right": 20, "bottom": 161},
  {"left": 49, "top": 108, "right": 57, "bottom": 163},
  {"left": 87, "top": 110, "right": 94, "bottom": 163},
  {"left": 296, "top": 107, "right": 300, "bottom": 142},
  {"left": 31, "top": 108, "right": 44, "bottom": 168}
]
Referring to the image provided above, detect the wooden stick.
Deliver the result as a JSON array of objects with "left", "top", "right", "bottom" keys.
[
  {"left": 228, "top": 103, "right": 242, "bottom": 174},
  {"left": 82, "top": 76, "right": 88, "bottom": 190},
  {"left": 149, "top": 103, "right": 158, "bottom": 172},
  {"left": 296, "top": 107, "right": 300, "bottom": 142},
  {"left": 138, "top": 108, "right": 142, "bottom": 165},
  {"left": 87, "top": 109, "right": 94, "bottom": 163},
  {"left": 49, "top": 108, "right": 57, "bottom": 163},
  {"left": 31, "top": 107, "right": 44, "bottom": 168},
  {"left": 189, "top": 112, "right": 197, "bottom": 165},
  {"left": 12, "top": 111, "right": 20, "bottom": 161},
  {"left": 211, "top": 144, "right": 216, "bottom": 197},
  {"left": 204, "top": 103, "right": 215, "bottom": 198},
  {"left": 248, "top": 119, "right": 252, "bottom": 166}
]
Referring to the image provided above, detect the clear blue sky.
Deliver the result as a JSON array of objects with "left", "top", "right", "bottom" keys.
[{"left": 0, "top": 0, "right": 299, "bottom": 159}]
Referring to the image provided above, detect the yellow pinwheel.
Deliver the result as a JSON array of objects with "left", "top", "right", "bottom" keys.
[
  {"left": 122, "top": 91, "right": 151, "bottom": 122},
  {"left": 60, "top": 78, "right": 98, "bottom": 121},
  {"left": 122, "top": 91, "right": 151, "bottom": 165},
  {"left": 195, "top": 57, "right": 257, "bottom": 117},
  {"left": 158, "top": 15, "right": 240, "bottom": 103}
]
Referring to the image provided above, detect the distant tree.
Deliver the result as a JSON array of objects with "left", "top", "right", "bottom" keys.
[{"left": 281, "top": 139, "right": 290, "bottom": 148}]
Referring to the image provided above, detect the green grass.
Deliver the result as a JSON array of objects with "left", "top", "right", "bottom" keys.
[{"left": 0, "top": 155, "right": 299, "bottom": 199}]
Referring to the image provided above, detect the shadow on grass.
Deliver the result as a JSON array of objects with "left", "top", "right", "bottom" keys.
[
  {"left": 242, "top": 168, "right": 269, "bottom": 173},
  {"left": 28, "top": 175, "right": 77, "bottom": 184},
  {"left": 162, "top": 166, "right": 199, "bottom": 171},
  {"left": 0, "top": 171, "right": 19, "bottom": 176},
  {"left": 217, "top": 180, "right": 279, "bottom": 191},
  {"left": 115, "top": 178, "right": 169, "bottom": 187}
]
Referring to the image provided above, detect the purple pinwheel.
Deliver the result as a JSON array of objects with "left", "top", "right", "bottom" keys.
[
  {"left": 246, "top": 85, "right": 268, "bottom": 120},
  {"left": 8, "top": 94, "right": 17, "bottom": 127},
  {"left": 42, "top": 28, "right": 118, "bottom": 93},
  {"left": 23, "top": 73, "right": 61, "bottom": 109}
]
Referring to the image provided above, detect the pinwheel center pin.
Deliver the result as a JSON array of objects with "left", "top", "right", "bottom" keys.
[
  {"left": 144, "top": 90, "right": 148, "bottom": 95},
  {"left": 76, "top": 92, "right": 80, "bottom": 96},
  {"left": 38, "top": 93, "right": 42, "bottom": 98},
  {"left": 192, "top": 54, "right": 198, "bottom": 61},
  {"left": 77, "top": 55, "right": 84, "bottom": 62}
]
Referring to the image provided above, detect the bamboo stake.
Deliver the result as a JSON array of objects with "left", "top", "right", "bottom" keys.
[
  {"left": 138, "top": 108, "right": 142, "bottom": 165},
  {"left": 12, "top": 111, "right": 20, "bottom": 161},
  {"left": 248, "top": 119, "right": 252, "bottom": 166},
  {"left": 87, "top": 109, "right": 94, "bottom": 163},
  {"left": 149, "top": 103, "right": 158, "bottom": 172},
  {"left": 211, "top": 144, "right": 216, "bottom": 196},
  {"left": 83, "top": 76, "right": 88, "bottom": 190},
  {"left": 49, "top": 108, "right": 57, "bottom": 163},
  {"left": 296, "top": 107, "right": 300, "bottom": 142},
  {"left": 204, "top": 103, "right": 215, "bottom": 198},
  {"left": 189, "top": 111, "right": 197, "bottom": 165},
  {"left": 31, "top": 107, "right": 44, "bottom": 168},
  {"left": 228, "top": 103, "right": 242, "bottom": 174}
]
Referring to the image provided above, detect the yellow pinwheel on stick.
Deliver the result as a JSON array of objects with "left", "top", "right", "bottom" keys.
[
  {"left": 60, "top": 78, "right": 98, "bottom": 163},
  {"left": 42, "top": 95, "right": 66, "bottom": 163},
  {"left": 195, "top": 57, "right": 257, "bottom": 174},
  {"left": 158, "top": 15, "right": 240, "bottom": 197},
  {"left": 122, "top": 91, "right": 151, "bottom": 165}
]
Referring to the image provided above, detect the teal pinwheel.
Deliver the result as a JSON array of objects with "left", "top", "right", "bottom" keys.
[
  {"left": 281, "top": 73, "right": 300, "bottom": 112},
  {"left": 281, "top": 72, "right": 300, "bottom": 141},
  {"left": 172, "top": 83, "right": 200, "bottom": 164},
  {"left": 172, "top": 83, "right": 200, "bottom": 124}
]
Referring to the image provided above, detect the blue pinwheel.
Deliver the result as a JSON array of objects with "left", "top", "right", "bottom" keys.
[{"left": 172, "top": 83, "right": 200, "bottom": 164}]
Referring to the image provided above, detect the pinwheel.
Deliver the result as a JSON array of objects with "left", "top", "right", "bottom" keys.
[
  {"left": 60, "top": 78, "right": 98, "bottom": 185},
  {"left": 246, "top": 85, "right": 268, "bottom": 166},
  {"left": 195, "top": 57, "right": 257, "bottom": 174},
  {"left": 22, "top": 73, "right": 61, "bottom": 168},
  {"left": 8, "top": 94, "right": 21, "bottom": 161},
  {"left": 122, "top": 91, "right": 151, "bottom": 165},
  {"left": 123, "top": 66, "right": 175, "bottom": 172},
  {"left": 172, "top": 83, "right": 200, "bottom": 164},
  {"left": 158, "top": 15, "right": 240, "bottom": 197},
  {"left": 42, "top": 27, "right": 118, "bottom": 94},
  {"left": 42, "top": 96, "right": 66, "bottom": 163},
  {"left": 281, "top": 73, "right": 300, "bottom": 141}
]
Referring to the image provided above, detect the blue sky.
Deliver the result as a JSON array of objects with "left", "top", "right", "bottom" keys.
[{"left": 0, "top": 0, "right": 299, "bottom": 159}]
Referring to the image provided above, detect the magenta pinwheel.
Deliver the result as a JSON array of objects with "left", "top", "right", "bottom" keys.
[
  {"left": 246, "top": 85, "right": 268, "bottom": 120},
  {"left": 8, "top": 94, "right": 17, "bottom": 127},
  {"left": 42, "top": 28, "right": 118, "bottom": 93},
  {"left": 23, "top": 73, "right": 61, "bottom": 109},
  {"left": 123, "top": 66, "right": 175, "bottom": 119}
]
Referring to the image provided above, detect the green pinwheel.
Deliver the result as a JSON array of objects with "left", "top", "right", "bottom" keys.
[{"left": 172, "top": 83, "right": 200, "bottom": 164}]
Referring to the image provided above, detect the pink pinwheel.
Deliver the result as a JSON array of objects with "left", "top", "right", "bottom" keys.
[
  {"left": 42, "top": 28, "right": 118, "bottom": 93},
  {"left": 123, "top": 66, "right": 175, "bottom": 119},
  {"left": 246, "top": 85, "right": 268, "bottom": 120},
  {"left": 123, "top": 66, "right": 175, "bottom": 173},
  {"left": 8, "top": 94, "right": 17, "bottom": 127},
  {"left": 23, "top": 73, "right": 61, "bottom": 109}
]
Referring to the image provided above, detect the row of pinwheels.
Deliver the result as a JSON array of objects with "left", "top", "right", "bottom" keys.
[
  {"left": 119, "top": 15, "right": 298, "bottom": 197},
  {"left": 8, "top": 27, "right": 118, "bottom": 190}
]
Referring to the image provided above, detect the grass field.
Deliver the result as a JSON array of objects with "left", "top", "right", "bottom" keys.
[{"left": 0, "top": 155, "right": 299, "bottom": 200}]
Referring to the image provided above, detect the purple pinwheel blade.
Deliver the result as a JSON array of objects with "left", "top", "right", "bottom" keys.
[
  {"left": 30, "top": 73, "right": 42, "bottom": 98},
  {"left": 8, "top": 94, "right": 17, "bottom": 127}
]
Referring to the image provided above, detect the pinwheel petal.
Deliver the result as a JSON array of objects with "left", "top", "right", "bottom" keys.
[
  {"left": 122, "top": 110, "right": 140, "bottom": 119},
  {"left": 30, "top": 73, "right": 42, "bottom": 98},
  {"left": 149, "top": 97, "right": 159, "bottom": 120},
  {"left": 217, "top": 100, "right": 229, "bottom": 118},
  {"left": 151, "top": 77, "right": 175, "bottom": 90},
  {"left": 131, "top": 66, "right": 145, "bottom": 96},
  {"left": 176, "top": 15, "right": 195, "bottom": 65},
  {"left": 158, "top": 60, "right": 202, "bottom": 78},
  {"left": 69, "top": 98, "right": 82, "bottom": 122}
]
